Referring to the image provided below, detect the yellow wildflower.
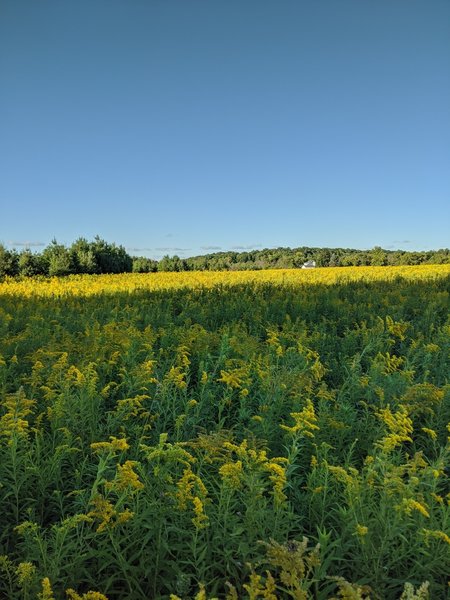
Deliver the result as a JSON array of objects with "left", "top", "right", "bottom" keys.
[
  {"left": 376, "top": 406, "right": 413, "bottom": 453},
  {"left": 38, "top": 578, "right": 55, "bottom": 600},
  {"left": 164, "top": 366, "right": 187, "bottom": 389},
  {"left": 116, "top": 508, "right": 134, "bottom": 525},
  {"left": 421, "top": 427, "right": 437, "bottom": 440},
  {"left": 422, "top": 529, "right": 450, "bottom": 545},
  {"left": 219, "top": 461, "right": 243, "bottom": 489},
  {"left": 66, "top": 590, "right": 109, "bottom": 600},
  {"left": 398, "top": 498, "right": 430, "bottom": 518},
  {"left": 355, "top": 524, "right": 368, "bottom": 537},
  {"left": 0, "top": 388, "right": 36, "bottom": 441},
  {"left": 280, "top": 399, "right": 319, "bottom": 438},
  {"left": 90, "top": 436, "right": 129, "bottom": 454},
  {"left": 265, "top": 461, "right": 287, "bottom": 505},
  {"left": 192, "top": 496, "right": 209, "bottom": 529},
  {"left": 16, "top": 561, "right": 36, "bottom": 586},
  {"left": 218, "top": 369, "right": 244, "bottom": 389},
  {"left": 113, "top": 461, "right": 144, "bottom": 492},
  {"left": 87, "top": 495, "right": 115, "bottom": 532}
]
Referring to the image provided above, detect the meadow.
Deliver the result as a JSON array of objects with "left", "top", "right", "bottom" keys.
[{"left": 0, "top": 265, "right": 449, "bottom": 599}]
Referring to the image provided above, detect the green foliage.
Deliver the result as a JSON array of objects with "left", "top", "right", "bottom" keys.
[
  {"left": 3, "top": 239, "right": 450, "bottom": 280},
  {"left": 0, "top": 244, "right": 19, "bottom": 278},
  {"left": 0, "top": 276, "right": 449, "bottom": 598}
]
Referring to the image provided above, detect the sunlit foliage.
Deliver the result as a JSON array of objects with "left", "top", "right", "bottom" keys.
[{"left": 0, "top": 266, "right": 449, "bottom": 598}]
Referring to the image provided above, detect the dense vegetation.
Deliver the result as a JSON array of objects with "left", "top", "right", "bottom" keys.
[
  {"left": 0, "top": 267, "right": 449, "bottom": 599},
  {"left": 1, "top": 237, "right": 450, "bottom": 278}
]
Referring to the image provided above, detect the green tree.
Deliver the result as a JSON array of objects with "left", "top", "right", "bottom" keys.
[
  {"left": 0, "top": 244, "right": 19, "bottom": 278},
  {"left": 70, "top": 238, "right": 98, "bottom": 273},
  {"left": 18, "top": 249, "right": 47, "bottom": 276},
  {"left": 91, "top": 236, "right": 132, "bottom": 273},
  {"left": 42, "top": 239, "right": 73, "bottom": 276}
]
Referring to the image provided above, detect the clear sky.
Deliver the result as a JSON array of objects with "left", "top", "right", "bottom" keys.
[{"left": 1, "top": 0, "right": 449, "bottom": 259}]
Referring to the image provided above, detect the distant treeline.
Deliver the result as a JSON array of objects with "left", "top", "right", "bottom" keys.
[{"left": 1, "top": 237, "right": 449, "bottom": 278}]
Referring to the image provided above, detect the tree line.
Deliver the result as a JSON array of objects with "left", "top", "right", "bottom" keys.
[{"left": 0, "top": 238, "right": 449, "bottom": 278}]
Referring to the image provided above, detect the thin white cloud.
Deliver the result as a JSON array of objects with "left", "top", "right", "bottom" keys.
[
  {"left": 231, "top": 244, "right": 262, "bottom": 250},
  {"left": 127, "top": 247, "right": 154, "bottom": 252},
  {"left": 155, "top": 247, "right": 191, "bottom": 252},
  {"left": 8, "top": 240, "right": 45, "bottom": 247},
  {"left": 201, "top": 245, "right": 222, "bottom": 251}
]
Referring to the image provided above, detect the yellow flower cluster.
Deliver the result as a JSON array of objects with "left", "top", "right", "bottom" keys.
[
  {"left": 376, "top": 406, "right": 413, "bottom": 453},
  {"left": 2, "top": 264, "right": 449, "bottom": 298},
  {"left": 111, "top": 460, "right": 144, "bottom": 492},
  {"left": 0, "top": 388, "right": 36, "bottom": 441},
  {"left": 176, "top": 467, "right": 209, "bottom": 529},
  {"left": 87, "top": 494, "right": 134, "bottom": 532},
  {"left": 280, "top": 399, "right": 320, "bottom": 438},
  {"left": 90, "top": 436, "right": 130, "bottom": 454}
]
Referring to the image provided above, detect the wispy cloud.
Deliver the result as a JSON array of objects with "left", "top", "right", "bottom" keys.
[
  {"left": 155, "top": 247, "right": 191, "bottom": 252},
  {"left": 127, "top": 247, "right": 154, "bottom": 253},
  {"left": 201, "top": 245, "right": 222, "bottom": 251},
  {"left": 8, "top": 240, "right": 45, "bottom": 247},
  {"left": 392, "top": 240, "right": 412, "bottom": 245},
  {"left": 231, "top": 244, "right": 262, "bottom": 250}
]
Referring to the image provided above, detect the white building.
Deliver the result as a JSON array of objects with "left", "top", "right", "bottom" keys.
[{"left": 301, "top": 260, "right": 316, "bottom": 269}]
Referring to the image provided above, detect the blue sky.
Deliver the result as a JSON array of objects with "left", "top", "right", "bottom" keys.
[{"left": 1, "top": 0, "right": 449, "bottom": 259}]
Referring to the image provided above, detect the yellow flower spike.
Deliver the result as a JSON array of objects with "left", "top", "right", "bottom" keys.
[
  {"left": 90, "top": 436, "right": 129, "bottom": 454},
  {"left": 355, "top": 524, "right": 368, "bottom": 537},
  {"left": 376, "top": 405, "right": 413, "bottom": 453},
  {"left": 164, "top": 365, "right": 187, "bottom": 389},
  {"left": 15, "top": 561, "right": 36, "bottom": 586},
  {"left": 217, "top": 369, "right": 243, "bottom": 389},
  {"left": 66, "top": 590, "right": 109, "bottom": 600},
  {"left": 399, "top": 581, "right": 430, "bottom": 599},
  {"left": 280, "top": 399, "right": 319, "bottom": 438},
  {"left": 398, "top": 498, "right": 430, "bottom": 518},
  {"left": 116, "top": 508, "right": 134, "bottom": 525},
  {"left": 87, "top": 495, "right": 116, "bottom": 532},
  {"left": 195, "top": 584, "right": 207, "bottom": 600},
  {"left": 38, "top": 577, "right": 55, "bottom": 600},
  {"left": 219, "top": 460, "right": 244, "bottom": 489},
  {"left": 113, "top": 461, "right": 144, "bottom": 491},
  {"left": 422, "top": 427, "right": 437, "bottom": 440},
  {"left": 265, "top": 462, "right": 288, "bottom": 505},
  {"left": 192, "top": 496, "right": 209, "bottom": 529},
  {"left": 422, "top": 529, "right": 450, "bottom": 546},
  {"left": 0, "top": 388, "right": 36, "bottom": 441}
]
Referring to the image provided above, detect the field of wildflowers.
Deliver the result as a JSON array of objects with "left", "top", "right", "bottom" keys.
[{"left": 0, "top": 265, "right": 449, "bottom": 599}]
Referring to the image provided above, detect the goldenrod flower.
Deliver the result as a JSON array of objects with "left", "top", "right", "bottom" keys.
[
  {"left": 265, "top": 461, "right": 287, "bottom": 505},
  {"left": 219, "top": 461, "right": 243, "bottom": 489},
  {"left": 422, "top": 529, "right": 450, "bottom": 545},
  {"left": 38, "top": 578, "right": 55, "bottom": 600},
  {"left": 398, "top": 498, "right": 430, "bottom": 518},
  {"left": 280, "top": 399, "right": 319, "bottom": 438},
  {"left": 66, "top": 590, "right": 109, "bottom": 600},
  {"left": 87, "top": 495, "right": 115, "bottom": 532},
  {"left": 113, "top": 461, "right": 144, "bottom": 491},
  {"left": 90, "top": 436, "right": 129, "bottom": 454},
  {"left": 355, "top": 524, "right": 368, "bottom": 537},
  {"left": 376, "top": 406, "right": 413, "bottom": 453},
  {"left": 16, "top": 561, "right": 36, "bottom": 586}
]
